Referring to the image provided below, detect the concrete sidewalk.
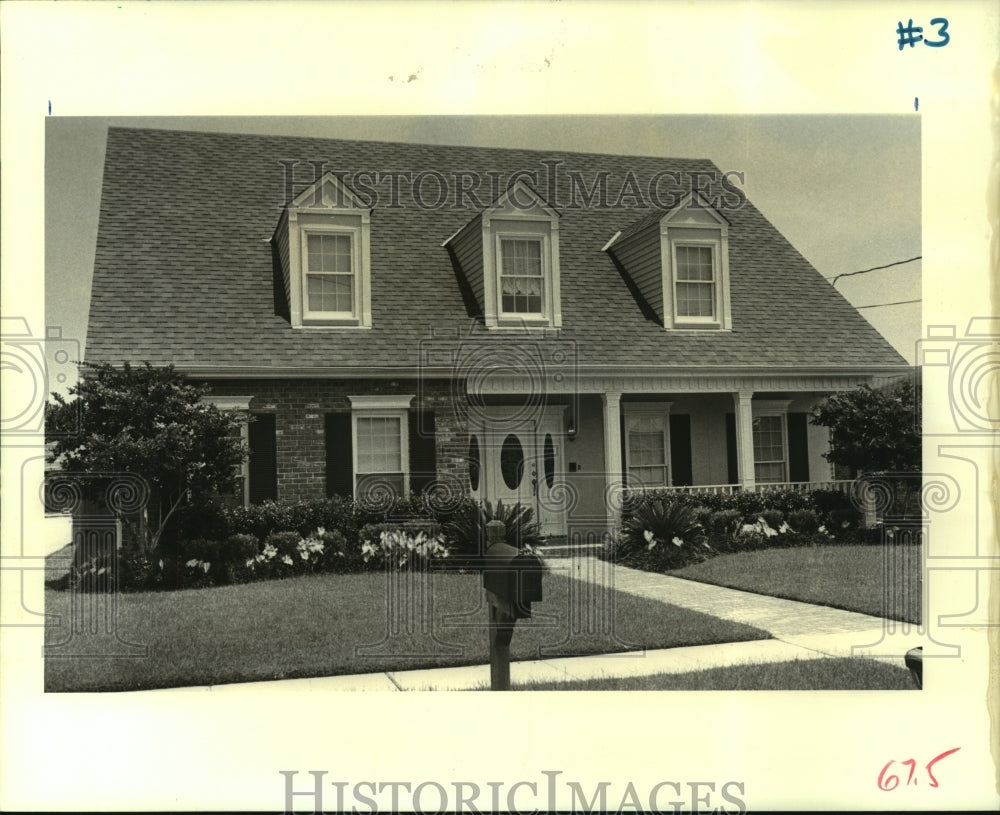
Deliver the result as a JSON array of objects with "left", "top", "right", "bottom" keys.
[{"left": 153, "top": 555, "right": 921, "bottom": 693}]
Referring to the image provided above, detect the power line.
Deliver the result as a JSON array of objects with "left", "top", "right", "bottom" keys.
[
  {"left": 856, "top": 298, "right": 921, "bottom": 310},
  {"left": 827, "top": 255, "right": 922, "bottom": 286}
]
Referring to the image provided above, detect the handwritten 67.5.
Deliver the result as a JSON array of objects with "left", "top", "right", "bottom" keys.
[{"left": 878, "top": 748, "right": 961, "bottom": 791}]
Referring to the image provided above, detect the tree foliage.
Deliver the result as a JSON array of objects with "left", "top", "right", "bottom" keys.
[
  {"left": 810, "top": 375, "right": 921, "bottom": 475},
  {"left": 46, "top": 362, "right": 247, "bottom": 554}
]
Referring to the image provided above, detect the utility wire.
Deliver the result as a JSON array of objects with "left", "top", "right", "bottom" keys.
[
  {"left": 827, "top": 255, "right": 922, "bottom": 286},
  {"left": 856, "top": 298, "right": 921, "bottom": 310}
]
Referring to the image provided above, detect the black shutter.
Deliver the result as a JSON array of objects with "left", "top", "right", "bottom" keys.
[
  {"left": 409, "top": 410, "right": 437, "bottom": 495},
  {"left": 248, "top": 414, "right": 278, "bottom": 503},
  {"left": 725, "top": 413, "right": 738, "bottom": 484},
  {"left": 325, "top": 413, "right": 353, "bottom": 497},
  {"left": 787, "top": 413, "right": 810, "bottom": 482},
  {"left": 669, "top": 414, "right": 693, "bottom": 486}
]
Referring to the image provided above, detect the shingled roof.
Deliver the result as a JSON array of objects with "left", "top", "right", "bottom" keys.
[{"left": 87, "top": 126, "right": 907, "bottom": 374}]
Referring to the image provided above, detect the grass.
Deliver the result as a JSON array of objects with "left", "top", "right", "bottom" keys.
[
  {"left": 45, "top": 560, "right": 769, "bottom": 692},
  {"left": 515, "top": 658, "right": 917, "bottom": 691},
  {"left": 670, "top": 544, "right": 921, "bottom": 624}
]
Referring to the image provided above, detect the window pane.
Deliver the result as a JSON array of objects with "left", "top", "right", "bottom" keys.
[
  {"left": 676, "top": 282, "right": 715, "bottom": 317},
  {"left": 752, "top": 415, "right": 785, "bottom": 482},
  {"left": 676, "top": 246, "right": 713, "bottom": 281},
  {"left": 500, "top": 239, "right": 544, "bottom": 314},
  {"left": 307, "top": 273, "right": 353, "bottom": 313},
  {"left": 356, "top": 416, "right": 402, "bottom": 474},
  {"left": 308, "top": 233, "right": 352, "bottom": 273},
  {"left": 627, "top": 415, "right": 668, "bottom": 486}
]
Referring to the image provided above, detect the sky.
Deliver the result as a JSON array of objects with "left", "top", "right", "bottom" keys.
[{"left": 45, "top": 113, "right": 921, "bottom": 391}]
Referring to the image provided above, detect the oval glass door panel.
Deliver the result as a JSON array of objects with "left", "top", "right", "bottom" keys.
[
  {"left": 543, "top": 433, "right": 555, "bottom": 488},
  {"left": 500, "top": 434, "right": 525, "bottom": 489},
  {"left": 468, "top": 435, "right": 480, "bottom": 492}
]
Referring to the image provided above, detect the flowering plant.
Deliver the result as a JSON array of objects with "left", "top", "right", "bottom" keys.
[{"left": 361, "top": 529, "right": 450, "bottom": 571}]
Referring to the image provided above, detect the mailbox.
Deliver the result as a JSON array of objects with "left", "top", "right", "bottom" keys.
[{"left": 482, "top": 541, "right": 544, "bottom": 620}]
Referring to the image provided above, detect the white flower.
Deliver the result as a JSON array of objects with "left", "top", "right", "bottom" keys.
[
  {"left": 185, "top": 559, "right": 200, "bottom": 568},
  {"left": 671, "top": 536, "right": 684, "bottom": 547},
  {"left": 201, "top": 562, "right": 211, "bottom": 573},
  {"left": 779, "top": 522, "right": 791, "bottom": 534},
  {"left": 643, "top": 530, "right": 655, "bottom": 543},
  {"left": 245, "top": 558, "right": 255, "bottom": 568},
  {"left": 281, "top": 555, "right": 293, "bottom": 566}
]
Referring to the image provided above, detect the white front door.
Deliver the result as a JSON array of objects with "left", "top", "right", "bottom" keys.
[{"left": 473, "top": 407, "right": 566, "bottom": 537}]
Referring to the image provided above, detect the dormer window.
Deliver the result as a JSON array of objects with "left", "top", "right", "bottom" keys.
[
  {"left": 276, "top": 172, "right": 372, "bottom": 329},
  {"left": 444, "top": 180, "right": 561, "bottom": 328},
  {"left": 673, "top": 242, "right": 718, "bottom": 322},
  {"left": 499, "top": 236, "right": 546, "bottom": 315},
  {"left": 605, "top": 191, "right": 731, "bottom": 331}
]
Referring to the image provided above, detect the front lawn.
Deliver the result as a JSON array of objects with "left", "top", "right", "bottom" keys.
[
  {"left": 670, "top": 544, "right": 921, "bottom": 624},
  {"left": 515, "top": 657, "right": 916, "bottom": 691},
  {"left": 45, "top": 566, "right": 769, "bottom": 692}
]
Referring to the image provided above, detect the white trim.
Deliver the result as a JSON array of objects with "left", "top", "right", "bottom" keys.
[
  {"left": 205, "top": 395, "right": 252, "bottom": 411},
  {"left": 601, "top": 230, "right": 622, "bottom": 252},
  {"left": 202, "top": 395, "right": 251, "bottom": 507},
  {"left": 300, "top": 224, "right": 363, "bottom": 323},
  {"left": 658, "top": 193, "right": 732, "bottom": 331},
  {"left": 751, "top": 400, "right": 792, "bottom": 484},
  {"left": 284, "top": 174, "right": 373, "bottom": 330},
  {"left": 348, "top": 395, "right": 415, "bottom": 410},
  {"left": 495, "top": 232, "right": 550, "bottom": 321},
  {"left": 348, "top": 395, "right": 415, "bottom": 499}
]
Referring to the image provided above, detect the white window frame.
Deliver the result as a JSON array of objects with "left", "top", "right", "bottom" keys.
[
  {"left": 348, "top": 395, "right": 414, "bottom": 499},
  {"left": 751, "top": 401, "right": 791, "bottom": 484},
  {"left": 671, "top": 239, "right": 719, "bottom": 324},
  {"left": 622, "top": 402, "right": 673, "bottom": 490},
  {"left": 495, "top": 231, "right": 551, "bottom": 321},
  {"left": 284, "top": 172, "right": 373, "bottom": 329},
  {"left": 301, "top": 225, "right": 362, "bottom": 323},
  {"left": 658, "top": 191, "right": 732, "bottom": 331},
  {"left": 478, "top": 180, "right": 562, "bottom": 329},
  {"left": 204, "top": 396, "right": 252, "bottom": 508}
]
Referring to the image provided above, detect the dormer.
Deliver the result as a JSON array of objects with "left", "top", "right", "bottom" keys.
[
  {"left": 606, "top": 191, "right": 732, "bottom": 331},
  {"left": 274, "top": 172, "right": 372, "bottom": 328},
  {"left": 444, "top": 180, "right": 561, "bottom": 329}
]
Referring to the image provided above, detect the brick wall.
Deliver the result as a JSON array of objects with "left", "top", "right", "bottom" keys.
[{"left": 200, "top": 378, "right": 470, "bottom": 502}]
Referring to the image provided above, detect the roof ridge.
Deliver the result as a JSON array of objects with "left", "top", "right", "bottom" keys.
[{"left": 104, "top": 124, "right": 722, "bottom": 167}]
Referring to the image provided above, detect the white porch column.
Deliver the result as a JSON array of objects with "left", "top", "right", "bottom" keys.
[
  {"left": 732, "top": 389, "right": 756, "bottom": 491},
  {"left": 602, "top": 390, "right": 623, "bottom": 533}
]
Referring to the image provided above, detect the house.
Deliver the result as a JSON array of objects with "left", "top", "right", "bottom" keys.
[{"left": 85, "top": 127, "right": 909, "bottom": 541}]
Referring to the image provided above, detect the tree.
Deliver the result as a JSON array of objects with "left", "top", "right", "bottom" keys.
[
  {"left": 46, "top": 362, "right": 247, "bottom": 557},
  {"left": 810, "top": 374, "right": 921, "bottom": 476}
]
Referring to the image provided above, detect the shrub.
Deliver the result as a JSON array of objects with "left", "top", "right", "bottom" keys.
[
  {"left": 441, "top": 499, "right": 543, "bottom": 556},
  {"left": 760, "top": 509, "right": 784, "bottom": 533},
  {"left": 704, "top": 509, "right": 743, "bottom": 552},
  {"left": 617, "top": 498, "right": 710, "bottom": 570},
  {"left": 786, "top": 509, "right": 820, "bottom": 535}
]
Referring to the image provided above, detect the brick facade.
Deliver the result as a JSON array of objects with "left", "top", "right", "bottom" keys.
[{"left": 199, "top": 378, "right": 470, "bottom": 502}]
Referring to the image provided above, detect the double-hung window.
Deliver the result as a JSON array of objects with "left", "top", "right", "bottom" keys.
[
  {"left": 499, "top": 237, "right": 545, "bottom": 315},
  {"left": 302, "top": 228, "right": 360, "bottom": 321},
  {"left": 348, "top": 396, "right": 412, "bottom": 500},
  {"left": 305, "top": 232, "right": 354, "bottom": 315},
  {"left": 674, "top": 244, "right": 716, "bottom": 321},
  {"left": 280, "top": 171, "right": 372, "bottom": 328},
  {"left": 624, "top": 404, "right": 673, "bottom": 489},
  {"left": 752, "top": 414, "right": 787, "bottom": 483}
]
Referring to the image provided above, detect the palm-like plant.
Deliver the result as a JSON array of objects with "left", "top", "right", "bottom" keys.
[{"left": 442, "top": 498, "right": 544, "bottom": 556}]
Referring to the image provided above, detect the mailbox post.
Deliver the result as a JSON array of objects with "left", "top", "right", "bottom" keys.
[{"left": 481, "top": 520, "right": 544, "bottom": 690}]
